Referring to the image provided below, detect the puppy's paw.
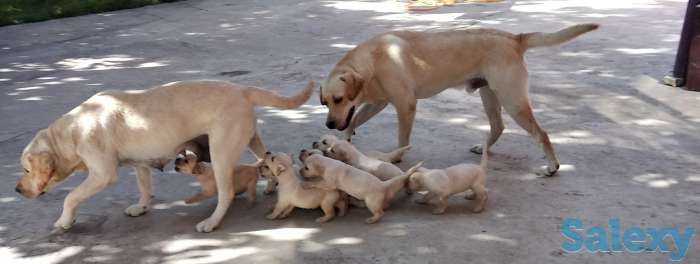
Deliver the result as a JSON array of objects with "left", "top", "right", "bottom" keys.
[
  {"left": 53, "top": 217, "right": 75, "bottom": 230},
  {"left": 432, "top": 208, "right": 446, "bottom": 215},
  {"left": 266, "top": 214, "right": 277, "bottom": 220},
  {"left": 124, "top": 204, "right": 149, "bottom": 217},
  {"left": 315, "top": 216, "right": 332, "bottom": 223},
  {"left": 365, "top": 217, "right": 380, "bottom": 224},
  {"left": 469, "top": 144, "right": 484, "bottom": 154},
  {"left": 195, "top": 218, "right": 218, "bottom": 233}
]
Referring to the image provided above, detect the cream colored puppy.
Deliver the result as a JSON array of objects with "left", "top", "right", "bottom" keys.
[
  {"left": 313, "top": 134, "right": 410, "bottom": 163},
  {"left": 326, "top": 140, "right": 407, "bottom": 181},
  {"left": 174, "top": 150, "right": 260, "bottom": 206},
  {"left": 319, "top": 24, "right": 599, "bottom": 176},
  {"left": 300, "top": 155, "right": 422, "bottom": 223},
  {"left": 262, "top": 152, "right": 346, "bottom": 223},
  {"left": 408, "top": 146, "right": 489, "bottom": 214},
  {"left": 16, "top": 79, "right": 313, "bottom": 233}
]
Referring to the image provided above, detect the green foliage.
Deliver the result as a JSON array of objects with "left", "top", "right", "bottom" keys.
[{"left": 0, "top": 0, "right": 162, "bottom": 26}]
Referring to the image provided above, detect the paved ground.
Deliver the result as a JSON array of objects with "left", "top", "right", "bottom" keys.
[{"left": 1, "top": 0, "right": 699, "bottom": 263}]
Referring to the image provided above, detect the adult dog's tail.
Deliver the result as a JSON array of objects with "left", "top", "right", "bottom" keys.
[
  {"left": 519, "top": 23, "right": 598, "bottom": 49},
  {"left": 245, "top": 81, "right": 314, "bottom": 109},
  {"left": 383, "top": 160, "right": 424, "bottom": 203}
]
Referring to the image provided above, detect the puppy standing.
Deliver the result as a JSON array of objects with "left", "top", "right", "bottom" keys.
[
  {"left": 408, "top": 144, "right": 489, "bottom": 214},
  {"left": 174, "top": 150, "right": 259, "bottom": 206},
  {"left": 326, "top": 140, "right": 407, "bottom": 181},
  {"left": 313, "top": 134, "right": 410, "bottom": 164},
  {"left": 301, "top": 155, "right": 422, "bottom": 223},
  {"left": 263, "top": 152, "right": 347, "bottom": 223}
]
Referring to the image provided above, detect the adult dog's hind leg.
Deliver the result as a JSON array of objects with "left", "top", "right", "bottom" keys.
[
  {"left": 125, "top": 166, "right": 152, "bottom": 216},
  {"left": 195, "top": 128, "right": 247, "bottom": 233},
  {"left": 470, "top": 86, "right": 504, "bottom": 155},
  {"left": 489, "top": 66, "right": 560, "bottom": 176}
]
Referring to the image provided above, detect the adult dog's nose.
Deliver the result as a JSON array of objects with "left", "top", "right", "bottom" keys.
[
  {"left": 15, "top": 186, "right": 22, "bottom": 194},
  {"left": 326, "top": 120, "right": 336, "bottom": 129}
]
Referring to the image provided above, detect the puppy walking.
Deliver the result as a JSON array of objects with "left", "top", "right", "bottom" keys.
[
  {"left": 408, "top": 144, "right": 489, "bottom": 214},
  {"left": 326, "top": 139, "right": 409, "bottom": 181},
  {"left": 300, "top": 155, "right": 423, "bottom": 223},
  {"left": 174, "top": 150, "right": 260, "bottom": 206},
  {"left": 263, "top": 152, "right": 347, "bottom": 223},
  {"left": 313, "top": 134, "right": 411, "bottom": 164}
]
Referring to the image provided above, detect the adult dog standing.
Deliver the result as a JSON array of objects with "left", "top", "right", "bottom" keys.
[
  {"left": 15, "top": 80, "right": 313, "bottom": 232},
  {"left": 319, "top": 24, "right": 598, "bottom": 175}
]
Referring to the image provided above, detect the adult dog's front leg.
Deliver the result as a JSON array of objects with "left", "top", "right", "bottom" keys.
[
  {"left": 55, "top": 161, "right": 116, "bottom": 230},
  {"left": 345, "top": 101, "right": 388, "bottom": 141},
  {"left": 125, "top": 166, "right": 152, "bottom": 216},
  {"left": 195, "top": 131, "right": 246, "bottom": 233},
  {"left": 395, "top": 100, "right": 417, "bottom": 147}
]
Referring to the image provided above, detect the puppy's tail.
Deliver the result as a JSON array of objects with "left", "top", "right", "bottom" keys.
[
  {"left": 385, "top": 145, "right": 412, "bottom": 163},
  {"left": 383, "top": 160, "right": 424, "bottom": 201},
  {"left": 519, "top": 23, "right": 598, "bottom": 50},
  {"left": 245, "top": 80, "right": 314, "bottom": 109}
]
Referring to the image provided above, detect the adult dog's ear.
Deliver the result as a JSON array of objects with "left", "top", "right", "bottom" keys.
[
  {"left": 340, "top": 71, "right": 364, "bottom": 101},
  {"left": 28, "top": 151, "right": 55, "bottom": 189}
]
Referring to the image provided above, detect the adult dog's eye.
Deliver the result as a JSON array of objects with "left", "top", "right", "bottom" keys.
[
  {"left": 263, "top": 165, "right": 269, "bottom": 169},
  {"left": 322, "top": 139, "right": 327, "bottom": 145},
  {"left": 333, "top": 97, "right": 342, "bottom": 104},
  {"left": 330, "top": 148, "right": 335, "bottom": 153},
  {"left": 23, "top": 168, "right": 29, "bottom": 173},
  {"left": 304, "top": 166, "right": 309, "bottom": 170}
]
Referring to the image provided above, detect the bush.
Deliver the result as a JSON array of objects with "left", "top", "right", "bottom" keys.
[{"left": 0, "top": 0, "right": 162, "bottom": 26}]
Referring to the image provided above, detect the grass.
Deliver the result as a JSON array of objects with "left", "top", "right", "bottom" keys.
[{"left": 0, "top": 0, "right": 167, "bottom": 26}]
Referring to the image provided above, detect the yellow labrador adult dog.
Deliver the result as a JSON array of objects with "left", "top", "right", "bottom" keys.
[
  {"left": 320, "top": 24, "right": 598, "bottom": 175},
  {"left": 15, "top": 80, "right": 313, "bottom": 232}
]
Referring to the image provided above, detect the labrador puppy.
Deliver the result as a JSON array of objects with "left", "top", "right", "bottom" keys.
[
  {"left": 300, "top": 155, "right": 422, "bottom": 223},
  {"left": 174, "top": 150, "right": 260, "bottom": 207},
  {"left": 408, "top": 144, "right": 489, "bottom": 214},
  {"left": 326, "top": 140, "right": 407, "bottom": 181},
  {"left": 262, "top": 152, "right": 346, "bottom": 223},
  {"left": 319, "top": 24, "right": 598, "bottom": 176},
  {"left": 312, "top": 134, "right": 411, "bottom": 163},
  {"left": 16, "top": 80, "right": 313, "bottom": 232}
]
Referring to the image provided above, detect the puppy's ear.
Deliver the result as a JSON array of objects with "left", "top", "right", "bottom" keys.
[{"left": 340, "top": 71, "right": 364, "bottom": 101}]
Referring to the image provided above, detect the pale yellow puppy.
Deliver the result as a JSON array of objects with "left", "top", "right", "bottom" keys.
[
  {"left": 174, "top": 150, "right": 260, "bottom": 207},
  {"left": 326, "top": 140, "right": 407, "bottom": 181},
  {"left": 300, "top": 155, "right": 422, "bottom": 224},
  {"left": 408, "top": 146, "right": 489, "bottom": 214},
  {"left": 312, "top": 134, "right": 411, "bottom": 164},
  {"left": 263, "top": 152, "right": 347, "bottom": 223}
]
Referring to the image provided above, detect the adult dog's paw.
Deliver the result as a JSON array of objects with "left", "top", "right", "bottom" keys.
[
  {"left": 53, "top": 217, "right": 75, "bottom": 230},
  {"left": 195, "top": 218, "right": 218, "bottom": 233},
  {"left": 124, "top": 204, "right": 149, "bottom": 217}
]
